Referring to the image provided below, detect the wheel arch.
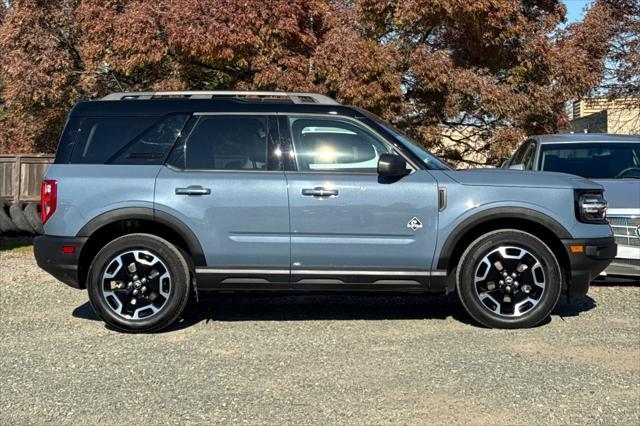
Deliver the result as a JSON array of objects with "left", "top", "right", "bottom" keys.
[
  {"left": 437, "top": 207, "right": 571, "bottom": 284},
  {"left": 76, "top": 207, "right": 205, "bottom": 288}
]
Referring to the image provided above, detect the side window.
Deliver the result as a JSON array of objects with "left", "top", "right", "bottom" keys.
[
  {"left": 289, "top": 117, "right": 393, "bottom": 172},
  {"left": 180, "top": 115, "right": 272, "bottom": 171},
  {"left": 109, "top": 114, "right": 189, "bottom": 165},
  {"left": 54, "top": 117, "right": 82, "bottom": 163},
  {"left": 510, "top": 142, "right": 529, "bottom": 165},
  {"left": 69, "top": 116, "right": 156, "bottom": 164},
  {"left": 522, "top": 142, "right": 537, "bottom": 170}
]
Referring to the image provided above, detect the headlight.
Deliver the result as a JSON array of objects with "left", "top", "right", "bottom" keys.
[{"left": 575, "top": 191, "right": 608, "bottom": 223}]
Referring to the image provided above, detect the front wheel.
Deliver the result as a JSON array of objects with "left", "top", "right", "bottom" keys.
[
  {"left": 456, "top": 229, "right": 562, "bottom": 329},
  {"left": 87, "top": 234, "right": 191, "bottom": 333}
]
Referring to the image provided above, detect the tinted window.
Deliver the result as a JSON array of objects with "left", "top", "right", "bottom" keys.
[
  {"left": 289, "top": 117, "right": 393, "bottom": 172},
  {"left": 539, "top": 143, "right": 640, "bottom": 179},
  {"left": 183, "top": 116, "right": 270, "bottom": 170},
  {"left": 54, "top": 117, "right": 82, "bottom": 163},
  {"left": 510, "top": 141, "right": 531, "bottom": 166},
  {"left": 70, "top": 117, "right": 155, "bottom": 163},
  {"left": 521, "top": 142, "right": 536, "bottom": 170},
  {"left": 109, "top": 114, "right": 189, "bottom": 164}
]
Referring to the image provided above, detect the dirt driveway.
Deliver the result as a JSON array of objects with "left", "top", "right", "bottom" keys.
[{"left": 1, "top": 247, "right": 639, "bottom": 425}]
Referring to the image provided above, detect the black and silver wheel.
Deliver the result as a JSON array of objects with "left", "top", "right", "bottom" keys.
[
  {"left": 87, "top": 234, "right": 190, "bottom": 333},
  {"left": 456, "top": 229, "right": 562, "bottom": 329}
]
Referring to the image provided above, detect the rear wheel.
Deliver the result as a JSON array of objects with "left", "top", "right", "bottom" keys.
[
  {"left": 456, "top": 229, "right": 562, "bottom": 329},
  {"left": 87, "top": 233, "right": 190, "bottom": 333}
]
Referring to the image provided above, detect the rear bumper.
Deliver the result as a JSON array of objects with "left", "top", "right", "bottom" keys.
[
  {"left": 34, "top": 235, "right": 87, "bottom": 289},
  {"left": 562, "top": 236, "right": 617, "bottom": 297}
]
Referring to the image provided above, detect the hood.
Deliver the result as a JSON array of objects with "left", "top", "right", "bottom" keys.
[
  {"left": 592, "top": 179, "right": 640, "bottom": 211},
  {"left": 443, "top": 169, "right": 602, "bottom": 190}
]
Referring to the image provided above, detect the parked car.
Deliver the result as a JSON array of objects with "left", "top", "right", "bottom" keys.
[
  {"left": 503, "top": 134, "right": 639, "bottom": 279},
  {"left": 34, "top": 91, "right": 616, "bottom": 332}
]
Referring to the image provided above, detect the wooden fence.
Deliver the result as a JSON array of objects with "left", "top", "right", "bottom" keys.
[{"left": 0, "top": 154, "right": 55, "bottom": 202}]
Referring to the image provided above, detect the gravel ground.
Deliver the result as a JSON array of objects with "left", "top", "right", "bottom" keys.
[{"left": 1, "top": 248, "right": 639, "bottom": 425}]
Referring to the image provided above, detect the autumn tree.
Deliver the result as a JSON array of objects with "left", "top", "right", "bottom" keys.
[
  {"left": 597, "top": 0, "right": 640, "bottom": 104},
  {"left": 353, "top": 0, "right": 627, "bottom": 164},
  {"left": 0, "top": 0, "right": 628, "bottom": 166}
]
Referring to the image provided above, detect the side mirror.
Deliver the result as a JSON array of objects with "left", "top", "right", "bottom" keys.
[
  {"left": 378, "top": 153, "right": 410, "bottom": 177},
  {"left": 508, "top": 164, "right": 524, "bottom": 170}
]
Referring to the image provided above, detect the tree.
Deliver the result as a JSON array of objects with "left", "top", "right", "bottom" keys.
[
  {"left": 599, "top": 0, "right": 640, "bottom": 104},
  {"left": 353, "top": 0, "right": 624, "bottom": 164},
  {"left": 0, "top": 0, "right": 399, "bottom": 154},
  {"left": 0, "top": 0, "right": 627, "bottom": 166}
]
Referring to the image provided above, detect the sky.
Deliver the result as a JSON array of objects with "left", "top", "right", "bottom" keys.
[{"left": 564, "top": 0, "right": 594, "bottom": 23}]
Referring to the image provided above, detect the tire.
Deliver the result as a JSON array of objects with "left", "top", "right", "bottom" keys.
[
  {"left": 456, "top": 229, "right": 562, "bottom": 329},
  {"left": 24, "top": 202, "right": 44, "bottom": 234},
  {"left": 87, "top": 233, "right": 191, "bottom": 333},
  {"left": 0, "top": 201, "right": 20, "bottom": 234},
  {"left": 9, "top": 201, "right": 35, "bottom": 234}
]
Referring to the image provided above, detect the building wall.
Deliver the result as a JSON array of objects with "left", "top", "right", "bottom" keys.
[{"left": 569, "top": 98, "right": 640, "bottom": 135}]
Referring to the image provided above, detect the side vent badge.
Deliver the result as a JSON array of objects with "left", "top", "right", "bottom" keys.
[{"left": 407, "top": 217, "right": 423, "bottom": 231}]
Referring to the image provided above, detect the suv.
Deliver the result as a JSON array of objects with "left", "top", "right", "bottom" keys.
[
  {"left": 35, "top": 91, "right": 616, "bottom": 332},
  {"left": 504, "top": 134, "right": 639, "bottom": 279}
]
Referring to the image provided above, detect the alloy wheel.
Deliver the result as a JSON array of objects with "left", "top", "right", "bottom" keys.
[
  {"left": 101, "top": 250, "right": 172, "bottom": 320},
  {"left": 473, "top": 245, "right": 546, "bottom": 317}
]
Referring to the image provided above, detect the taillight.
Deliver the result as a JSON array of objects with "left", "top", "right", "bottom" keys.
[{"left": 41, "top": 179, "right": 57, "bottom": 224}]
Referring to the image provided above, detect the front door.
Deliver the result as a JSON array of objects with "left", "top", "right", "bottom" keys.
[
  {"left": 282, "top": 115, "right": 439, "bottom": 289},
  {"left": 155, "top": 114, "right": 290, "bottom": 288}
]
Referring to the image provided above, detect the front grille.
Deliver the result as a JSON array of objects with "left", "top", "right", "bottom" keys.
[{"left": 608, "top": 216, "right": 640, "bottom": 247}]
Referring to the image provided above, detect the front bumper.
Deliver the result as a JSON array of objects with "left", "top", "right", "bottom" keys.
[
  {"left": 34, "top": 235, "right": 88, "bottom": 289},
  {"left": 562, "top": 236, "right": 617, "bottom": 297},
  {"left": 604, "top": 245, "right": 640, "bottom": 278}
]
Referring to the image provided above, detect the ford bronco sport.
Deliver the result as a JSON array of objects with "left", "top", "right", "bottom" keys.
[{"left": 34, "top": 91, "right": 616, "bottom": 332}]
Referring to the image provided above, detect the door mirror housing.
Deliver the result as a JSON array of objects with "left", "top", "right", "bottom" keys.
[
  {"left": 508, "top": 163, "right": 524, "bottom": 170},
  {"left": 378, "top": 154, "right": 410, "bottom": 177}
]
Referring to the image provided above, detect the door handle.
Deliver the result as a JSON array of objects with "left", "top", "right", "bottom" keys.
[
  {"left": 301, "top": 187, "right": 339, "bottom": 197},
  {"left": 175, "top": 185, "right": 211, "bottom": 196}
]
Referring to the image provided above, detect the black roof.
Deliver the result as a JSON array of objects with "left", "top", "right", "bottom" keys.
[{"left": 70, "top": 98, "right": 360, "bottom": 117}]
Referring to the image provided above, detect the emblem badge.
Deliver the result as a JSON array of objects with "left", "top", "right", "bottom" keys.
[{"left": 407, "top": 217, "right": 423, "bottom": 231}]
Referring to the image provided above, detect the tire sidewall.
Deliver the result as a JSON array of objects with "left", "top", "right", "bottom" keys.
[
  {"left": 87, "top": 234, "right": 190, "bottom": 332},
  {"left": 456, "top": 230, "right": 562, "bottom": 329}
]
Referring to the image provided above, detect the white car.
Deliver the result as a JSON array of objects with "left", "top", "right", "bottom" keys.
[{"left": 504, "top": 133, "right": 640, "bottom": 279}]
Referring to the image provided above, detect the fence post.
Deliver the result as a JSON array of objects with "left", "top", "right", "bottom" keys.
[{"left": 15, "top": 155, "right": 22, "bottom": 202}]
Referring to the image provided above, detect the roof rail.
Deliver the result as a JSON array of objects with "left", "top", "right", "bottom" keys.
[{"left": 101, "top": 91, "right": 340, "bottom": 105}]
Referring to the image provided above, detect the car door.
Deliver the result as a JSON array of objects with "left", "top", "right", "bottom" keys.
[
  {"left": 281, "top": 115, "right": 439, "bottom": 289},
  {"left": 155, "top": 113, "right": 290, "bottom": 288}
]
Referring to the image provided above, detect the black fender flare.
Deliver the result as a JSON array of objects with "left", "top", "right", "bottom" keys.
[
  {"left": 436, "top": 207, "right": 572, "bottom": 270},
  {"left": 76, "top": 207, "right": 206, "bottom": 266}
]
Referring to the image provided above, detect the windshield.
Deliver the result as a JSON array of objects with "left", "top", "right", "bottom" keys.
[
  {"left": 539, "top": 143, "right": 640, "bottom": 179},
  {"left": 374, "top": 122, "right": 451, "bottom": 170}
]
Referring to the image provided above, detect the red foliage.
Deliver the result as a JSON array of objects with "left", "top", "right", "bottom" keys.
[{"left": 0, "top": 0, "right": 628, "bottom": 166}]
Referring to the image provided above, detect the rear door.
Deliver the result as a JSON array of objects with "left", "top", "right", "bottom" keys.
[
  {"left": 155, "top": 114, "right": 290, "bottom": 288},
  {"left": 281, "top": 115, "right": 439, "bottom": 289}
]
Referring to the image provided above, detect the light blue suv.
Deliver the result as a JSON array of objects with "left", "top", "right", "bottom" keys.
[{"left": 34, "top": 91, "right": 616, "bottom": 332}]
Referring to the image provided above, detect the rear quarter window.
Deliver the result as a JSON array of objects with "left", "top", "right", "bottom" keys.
[
  {"left": 69, "top": 116, "right": 156, "bottom": 164},
  {"left": 62, "top": 115, "right": 188, "bottom": 165}
]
